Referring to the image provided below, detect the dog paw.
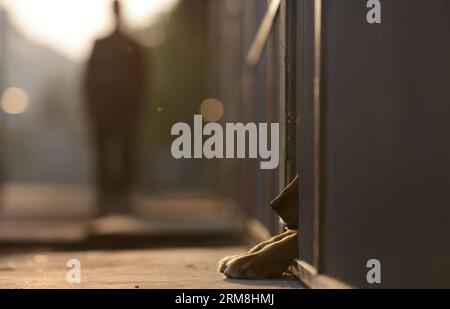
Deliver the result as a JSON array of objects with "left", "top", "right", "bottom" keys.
[
  {"left": 222, "top": 254, "right": 257, "bottom": 279},
  {"left": 223, "top": 253, "right": 283, "bottom": 279},
  {"left": 218, "top": 255, "right": 239, "bottom": 273},
  {"left": 221, "top": 232, "right": 298, "bottom": 280}
]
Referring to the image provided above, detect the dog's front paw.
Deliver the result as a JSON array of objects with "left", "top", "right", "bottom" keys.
[
  {"left": 218, "top": 255, "right": 239, "bottom": 273},
  {"left": 223, "top": 253, "right": 284, "bottom": 279},
  {"left": 222, "top": 253, "right": 258, "bottom": 279},
  {"left": 221, "top": 232, "right": 299, "bottom": 280}
]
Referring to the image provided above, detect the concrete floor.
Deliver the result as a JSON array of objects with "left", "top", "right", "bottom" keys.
[
  {"left": 0, "top": 184, "right": 302, "bottom": 289},
  {"left": 0, "top": 247, "right": 302, "bottom": 289}
]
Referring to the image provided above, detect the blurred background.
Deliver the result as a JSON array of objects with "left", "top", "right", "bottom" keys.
[{"left": 0, "top": 0, "right": 284, "bottom": 256}]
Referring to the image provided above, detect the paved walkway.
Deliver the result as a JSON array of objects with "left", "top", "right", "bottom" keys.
[
  {"left": 0, "top": 247, "right": 302, "bottom": 289},
  {"left": 0, "top": 184, "right": 303, "bottom": 289}
]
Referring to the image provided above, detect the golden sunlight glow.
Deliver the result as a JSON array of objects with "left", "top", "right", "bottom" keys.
[
  {"left": 0, "top": 0, "right": 179, "bottom": 61},
  {"left": 1, "top": 87, "right": 30, "bottom": 115}
]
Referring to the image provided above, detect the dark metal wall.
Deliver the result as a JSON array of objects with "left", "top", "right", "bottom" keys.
[
  {"left": 295, "top": 0, "right": 316, "bottom": 267},
  {"left": 319, "top": 0, "right": 450, "bottom": 288}
]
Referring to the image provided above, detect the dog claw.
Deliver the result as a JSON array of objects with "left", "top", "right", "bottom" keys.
[{"left": 218, "top": 255, "right": 238, "bottom": 273}]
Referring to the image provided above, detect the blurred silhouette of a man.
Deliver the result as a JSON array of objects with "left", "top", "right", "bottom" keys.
[{"left": 85, "top": 0, "right": 145, "bottom": 217}]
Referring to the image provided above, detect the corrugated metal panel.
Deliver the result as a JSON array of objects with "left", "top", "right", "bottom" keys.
[{"left": 321, "top": 0, "right": 450, "bottom": 288}]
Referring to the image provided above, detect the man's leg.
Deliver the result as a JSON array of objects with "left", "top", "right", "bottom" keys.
[
  {"left": 115, "top": 125, "right": 138, "bottom": 212},
  {"left": 93, "top": 128, "right": 111, "bottom": 216}
]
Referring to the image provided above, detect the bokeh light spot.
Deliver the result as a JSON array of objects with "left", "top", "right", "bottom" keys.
[
  {"left": 200, "top": 98, "right": 224, "bottom": 123},
  {"left": 1, "top": 87, "right": 30, "bottom": 115}
]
